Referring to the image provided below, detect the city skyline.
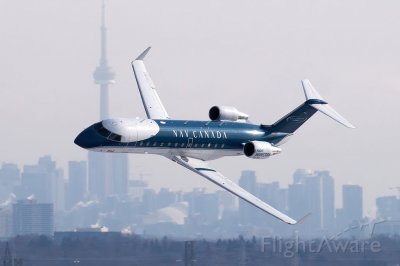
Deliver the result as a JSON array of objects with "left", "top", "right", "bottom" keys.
[
  {"left": 1, "top": 155, "right": 399, "bottom": 239},
  {"left": 0, "top": 154, "right": 396, "bottom": 218},
  {"left": 0, "top": 0, "right": 399, "bottom": 222}
]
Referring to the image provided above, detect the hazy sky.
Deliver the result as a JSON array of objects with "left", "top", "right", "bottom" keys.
[{"left": 1, "top": 0, "right": 399, "bottom": 216}]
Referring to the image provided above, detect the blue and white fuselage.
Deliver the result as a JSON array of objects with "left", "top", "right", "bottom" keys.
[
  {"left": 76, "top": 118, "right": 285, "bottom": 160},
  {"left": 75, "top": 47, "right": 354, "bottom": 225}
]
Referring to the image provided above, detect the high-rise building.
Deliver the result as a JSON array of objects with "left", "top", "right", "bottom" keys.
[
  {"left": 0, "top": 163, "right": 20, "bottom": 202},
  {"left": 238, "top": 170, "right": 290, "bottom": 227},
  {"left": 66, "top": 161, "right": 87, "bottom": 209},
  {"left": 288, "top": 169, "right": 311, "bottom": 225},
  {"left": 111, "top": 154, "right": 128, "bottom": 197},
  {"left": 157, "top": 188, "right": 177, "bottom": 209},
  {"left": 142, "top": 188, "right": 158, "bottom": 213},
  {"left": 342, "top": 185, "right": 363, "bottom": 220},
  {"left": 257, "top": 181, "right": 286, "bottom": 212},
  {"left": 255, "top": 180, "right": 289, "bottom": 230},
  {"left": 0, "top": 207, "right": 12, "bottom": 238},
  {"left": 88, "top": 1, "right": 128, "bottom": 200},
  {"left": 376, "top": 196, "right": 400, "bottom": 220},
  {"left": 374, "top": 195, "right": 400, "bottom": 236},
  {"left": 88, "top": 152, "right": 107, "bottom": 200},
  {"left": 39, "top": 156, "right": 65, "bottom": 212},
  {"left": 317, "top": 171, "right": 335, "bottom": 231},
  {"left": 184, "top": 189, "right": 219, "bottom": 224},
  {"left": 12, "top": 200, "right": 54, "bottom": 236},
  {"left": 53, "top": 168, "right": 65, "bottom": 213},
  {"left": 304, "top": 175, "right": 323, "bottom": 232},
  {"left": 216, "top": 190, "right": 236, "bottom": 214},
  {"left": 128, "top": 179, "right": 148, "bottom": 200},
  {"left": 288, "top": 169, "right": 335, "bottom": 235},
  {"left": 336, "top": 184, "right": 363, "bottom": 229},
  {"left": 239, "top": 170, "right": 257, "bottom": 193},
  {"left": 293, "top": 168, "right": 312, "bottom": 184},
  {"left": 19, "top": 164, "right": 51, "bottom": 203},
  {"left": 16, "top": 156, "right": 64, "bottom": 212},
  {"left": 238, "top": 170, "right": 257, "bottom": 224}
]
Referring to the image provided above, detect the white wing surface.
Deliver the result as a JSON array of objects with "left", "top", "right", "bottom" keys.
[
  {"left": 168, "top": 155, "right": 300, "bottom": 225},
  {"left": 131, "top": 47, "right": 170, "bottom": 120}
]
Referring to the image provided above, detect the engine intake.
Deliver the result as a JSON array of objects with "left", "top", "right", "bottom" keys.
[
  {"left": 209, "top": 106, "right": 249, "bottom": 122},
  {"left": 243, "top": 141, "right": 281, "bottom": 159}
]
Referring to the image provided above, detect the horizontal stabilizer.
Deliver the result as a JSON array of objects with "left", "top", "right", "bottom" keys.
[
  {"left": 302, "top": 79, "right": 355, "bottom": 129},
  {"left": 310, "top": 103, "right": 355, "bottom": 128}
]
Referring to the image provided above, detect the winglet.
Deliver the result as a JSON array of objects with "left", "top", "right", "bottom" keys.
[
  {"left": 302, "top": 80, "right": 325, "bottom": 102},
  {"left": 135, "top": 46, "right": 151, "bottom": 61}
]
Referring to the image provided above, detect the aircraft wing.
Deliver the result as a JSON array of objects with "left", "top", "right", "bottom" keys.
[
  {"left": 131, "top": 47, "right": 170, "bottom": 120},
  {"left": 168, "top": 155, "right": 300, "bottom": 225}
]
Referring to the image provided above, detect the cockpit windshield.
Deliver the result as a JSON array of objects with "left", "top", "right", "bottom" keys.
[{"left": 93, "top": 122, "right": 122, "bottom": 142}]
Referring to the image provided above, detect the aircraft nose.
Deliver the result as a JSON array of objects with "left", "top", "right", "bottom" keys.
[{"left": 74, "top": 127, "right": 99, "bottom": 149}]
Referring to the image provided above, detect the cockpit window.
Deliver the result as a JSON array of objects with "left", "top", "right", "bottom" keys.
[
  {"left": 93, "top": 122, "right": 122, "bottom": 142},
  {"left": 93, "top": 122, "right": 103, "bottom": 131},
  {"left": 108, "top": 133, "right": 121, "bottom": 142}
]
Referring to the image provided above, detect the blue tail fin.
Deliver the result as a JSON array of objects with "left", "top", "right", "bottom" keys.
[{"left": 271, "top": 80, "right": 354, "bottom": 133}]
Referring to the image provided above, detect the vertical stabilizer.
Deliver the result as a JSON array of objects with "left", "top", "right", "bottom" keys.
[{"left": 271, "top": 80, "right": 354, "bottom": 133}]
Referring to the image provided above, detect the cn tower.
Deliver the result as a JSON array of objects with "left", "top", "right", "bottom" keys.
[
  {"left": 93, "top": 0, "right": 114, "bottom": 120},
  {"left": 88, "top": 0, "right": 128, "bottom": 200}
]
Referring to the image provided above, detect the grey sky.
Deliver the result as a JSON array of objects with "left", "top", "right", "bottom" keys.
[{"left": 1, "top": 0, "right": 399, "bottom": 216}]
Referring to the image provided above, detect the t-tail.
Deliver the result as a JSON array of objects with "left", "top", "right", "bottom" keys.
[{"left": 271, "top": 80, "right": 355, "bottom": 133}]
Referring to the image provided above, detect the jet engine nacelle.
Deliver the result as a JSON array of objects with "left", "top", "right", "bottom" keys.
[
  {"left": 209, "top": 106, "right": 249, "bottom": 122},
  {"left": 243, "top": 141, "right": 282, "bottom": 159}
]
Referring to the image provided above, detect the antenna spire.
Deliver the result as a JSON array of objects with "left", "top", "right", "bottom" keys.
[
  {"left": 100, "top": 0, "right": 107, "bottom": 66},
  {"left": 93, "top": 0, "right": 115, "bottom": 119}
]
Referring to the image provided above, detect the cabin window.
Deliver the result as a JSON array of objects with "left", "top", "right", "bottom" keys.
[
  {"left": 174, "top": 143, "right": 178, "bottom": 147},
  {"left": 194, "top": 144, "right": 198, "bottom": 148},
  {"left": 207, "top": 143, "right": 211, "bottom": 148},
  {"left": 139, "top": 141, "right": 143, "bottom": 146},
  {"left": 221, "top": 144, "right": 225, "bottom": 148},
  {"left": 201, "top": 144, "right": 205, "bottom": 148},
  {"left": 214, "top": 144, "right": 218, "bottom": 148},
  {"left": 167, "top": 142, "right": 171, "bottom": 146},
  {"left": 181, "top": 143, "right": 185, "bottom": 147},
  {"left": 146, "top": 142, "right": 150, "bottom": 146},
  {"left": 160, "top": 142, "right": 164, "bottom": 147},
  {"left": 153, "top": 142, "right": 157, "bottom": 146}
]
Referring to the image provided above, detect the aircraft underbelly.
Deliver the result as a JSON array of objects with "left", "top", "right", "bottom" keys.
[{"left": 90, "top": 146, "right": 242, "bottom": 161}]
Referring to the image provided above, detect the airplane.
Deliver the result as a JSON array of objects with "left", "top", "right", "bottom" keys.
[{"left": 74, "top": 47, "right": 354, "bottom": 225}]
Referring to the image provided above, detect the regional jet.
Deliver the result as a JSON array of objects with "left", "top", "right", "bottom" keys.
[{"left": 75, "top": 47, "right": 354, "bottom": 225}]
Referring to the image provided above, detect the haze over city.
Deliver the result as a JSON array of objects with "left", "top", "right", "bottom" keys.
[{"left": 1, "top": 0, "right": 400, "bottom": 216}]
